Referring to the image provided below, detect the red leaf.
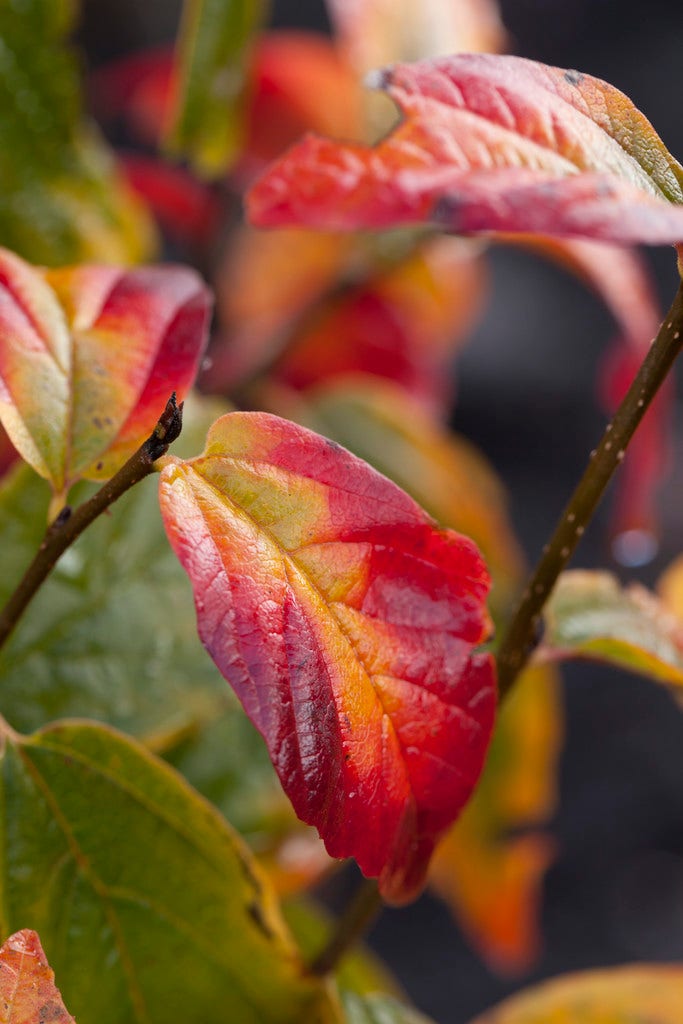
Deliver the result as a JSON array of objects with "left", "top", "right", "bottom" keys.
[
  {"left": 120, "top": 154, "right": 222, "bottom": 247},
  {"left": 158, "top": 413, "right": 496, "bottom": 904},
  {"left": 0, "top": 929, "right": 75, "bottom": 1023},
  {"left": 248, "top": 55, "right": 683, "bottom": 245},
  {"left": 0, "top": 248, "right": 211, "bottom": 499}
]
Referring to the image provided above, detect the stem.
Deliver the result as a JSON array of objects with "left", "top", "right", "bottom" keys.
[
  {"left": 497, "top": 281, "right": 683, "bottom": 699},
  {"left": 308, "top": 878, "right": 384, "bottom": 977},
  {"left": 0, "top": 393, "right": 184, "bottom": 653}
]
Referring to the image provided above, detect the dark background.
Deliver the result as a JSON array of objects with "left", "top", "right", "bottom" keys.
[{"left": 80, "top": 2, "right": 683, "bottom": 1019}]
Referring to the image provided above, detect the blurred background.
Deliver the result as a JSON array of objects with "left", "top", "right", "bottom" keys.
[{"left": 75, "top": 1, "right": 683, "bottom": 1019}]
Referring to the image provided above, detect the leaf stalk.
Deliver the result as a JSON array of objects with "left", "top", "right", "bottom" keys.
[{"left": 308, "top": 878, "right": 384, "bottom": 977}]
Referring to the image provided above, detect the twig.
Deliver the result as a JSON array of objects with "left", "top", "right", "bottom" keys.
[
  {"left": 308, "top": 877, "right": 384, "bottom": 977},
  {"left": 496, "top": 281, "right": 683, "bottom": 698},
  {"left": 0, "top": 393, "right": 183, "bottom": 653}
]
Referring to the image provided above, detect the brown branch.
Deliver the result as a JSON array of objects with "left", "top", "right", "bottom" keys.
[
  {"left": 0, "top": 394, "right": 183, "bottom": 653},
  {"left": 496, "top": 281, "right": 683, "bottom": 698}
]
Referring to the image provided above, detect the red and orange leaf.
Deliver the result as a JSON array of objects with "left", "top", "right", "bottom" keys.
[
  {"left": 430, "top": 664, "right": 561, "bottom": 973},
  {"left": 274, "top": 238, "right": 487, "bottom": 411},
  {"left": 248, "top": 55, "right": 683, "bottom": 246},
  {"left": 0, "top": 929, "right": 75, "bottom": 1024},
  {"left": 120, "top": 155, "right": 223, "bottom": 248},
  {"left": 209, "top": 225, "right": 353, "bottom": 390},
  {"left": 158, "top": 412, "right": 496, "bottom": 904},
  {"left": 0, "top": 248, "right": 211, "bottom": 502}
]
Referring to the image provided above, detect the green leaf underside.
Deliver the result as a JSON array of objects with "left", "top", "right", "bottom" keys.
[
  {"left": 539, "top": 570, "right": 683, "bottom": 686},
  {"left": 0, "top": 720, "right": 333, "bottom": 1023},
  {"left": 0, "top": 0, "right": 152, "bottom": 264},
  {"left": 166, "top": 0, "right": 266, "bottom": 175},
  {"left": 0, "top": 400, "right": 230, "bottom": 740}
]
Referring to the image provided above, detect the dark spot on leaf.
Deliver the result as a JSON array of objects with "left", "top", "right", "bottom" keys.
[
  {"left": 431, "top": 194, "right": 464, "bottom": 230},
  {"left": 93, "top": 417, "right": 103, "bottom": 430},
  {"left": 564, "top": 69, "right": 584, "bottom": 86},
  {"left": 246, "top": 900, "right": 274, "bottom": 939},
  {"left": 96, "top": 461, "right": 103, "bottom": 471},
  {"left": 323, "top": 436, "right": 343, "bottom": 452},
  {"left": 38, "top": 1002, "right": 67, "bottom": 1022}
]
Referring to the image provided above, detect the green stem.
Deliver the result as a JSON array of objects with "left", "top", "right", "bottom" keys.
[
  {"left": 0, "top": 394, "right": 183, "bottom": 654},
  {"left": 497, "top": 281, "right": 683, "bottom": 699},
  {"left": 308, "top": 878, "right": 384, "bottom": 977}
]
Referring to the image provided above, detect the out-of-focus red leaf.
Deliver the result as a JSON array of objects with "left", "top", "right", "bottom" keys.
[
  {"left": 90, "top": 46, "right": 175, "bottom": 143},
  {"left": 430, "top": 664, "right": 561, "bottom": 974},
  {"left": 120, "top": 154, "right": 222, "bottom": 247},
  {"left": 274, "top": 239, "right": 487, "bottom": 411},
  {"left": 209, "top": 226, "right": 354, "bottom": 390},
  {"left": 0, "top": 929, "right": 75, "bottom": 1024},
  {"left": 92, "top": 33, "right": 363, "bottom": 183},
  {"left": 158, "top": 412, "right": 496, "bottom": 904},
  {"left": 248, "top": 55, "right": 683, "bottom": 245},
  {"left": 327, "top": 0, "right": 506, "bottom": 76},
  {"left": 599, "top": 342, "right": 672, "bottom": 565},
  {"left": 240, "top": 32, "right": 364, "bottom": 182},
  {"left": 0, "top": 248, "right": 211, "bottom": 502},
  {"left": 505, "top": 236, "right": 668, "bottom": 561}
]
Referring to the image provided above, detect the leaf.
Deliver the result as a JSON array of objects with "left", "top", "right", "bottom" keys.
[
  {"left": 342, "top": 992, "right": 436, "bottom": 1024},
  {"left": 327, "top": 0, "right": 506, "bottom": 75},
  {"left": 0, "top": 929, "right": 75, "bottom": 1024},
  {"left": 430, "top": 665, "right": 561, "bottom": 973},
  {"left": 0, "top": 248, "right": 211, "bottom": 500},
  {"left": 468, "top": 965, "right": 683, "bottom": 1023},
  {"left": 120, "top": 155, "right": 224, "bottom": 247},
  {"left": 0, "top": 398, "right": 230, "bottom": 740},
  {"left": 0, "top": 718, "right": 335, "bottom": 1024},
  {"left": 165, "top": 0, "right": 267, "bottom": 176},
  {"left": 158, "top": 412, "right": 496, "bottom": 904},
  {"left": 210, "top": 225, "right": 353, "bottom": 390},
  {"left": 302, "top": 378, "right": 522, "bottom": 620},
  {"left": 247, "top": 55, "right": 683, "bottom": 246},
  {"left": 538, "top": 570, "right": 683, "bottom": 686},
  {"left": 0, "top": 0, "right": 155, "bottom": 265},
  {"left": 273, "top": 240, "right": 487, "bottom": 411}
]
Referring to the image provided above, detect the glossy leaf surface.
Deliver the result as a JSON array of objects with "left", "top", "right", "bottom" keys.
[
  {"left": 0, "top": 399, "right": 229, "bottom": 740},
  {"left": 159, "top": 412, "right": 496, "bottom": 903},
  {"left": 539, "top": 570, "right": 683, "bottom": 686},
  {"left": 430, "top": 665, "right": 560, "bottom": 973},
  {"left": 0, "top": 0, "right": 154, "bottom": 265},
  {"left": 0, "top": 249, "right": 210, "bottom": 499},
  {"left": 166, "top": 0, "right": 267, "bottom": 175},
  {"left": 0, "top": 719, "right": 334, "bottom": 1024},
  {"left": 303, "top": 378, "right": 522, "bottom": 619},
  {"left": 469, "top": 965, "right": 683, "bottom": 1023},
  {"left": 248, "top": 55, "right": 683, "bottom": 245},
  {"left": 0, "top": 929, "right": 75, "bottom": 1024}
]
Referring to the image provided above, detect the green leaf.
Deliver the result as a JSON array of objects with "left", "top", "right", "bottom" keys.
[
  {"left": 0, "top": 0, "right": 155, "bottom": 264},
  {"left": 538, "top": 570, "right": 683, "bottom": 686},
  {"left": 342, "top": 992, "right": 437, "bottom": 1024},
  {"left": 0, "top": 397, "right": 230, "bottom": 740},
  {"left": 166, "top": 0, "right": 267, "bottom": 176},
  {"left": 0, "top": 718, "right": 335, "bottom": 1023}
]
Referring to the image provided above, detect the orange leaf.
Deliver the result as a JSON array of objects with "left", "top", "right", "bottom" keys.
[
  {"left": 430, "top": 664, "right": 561, "bottom": 973},
  {"left": 0, "top": 929, "right": 75, "bottom": 1024},
  {"left": 159, "top": 412, "right": 496, "bottom": 904}
]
